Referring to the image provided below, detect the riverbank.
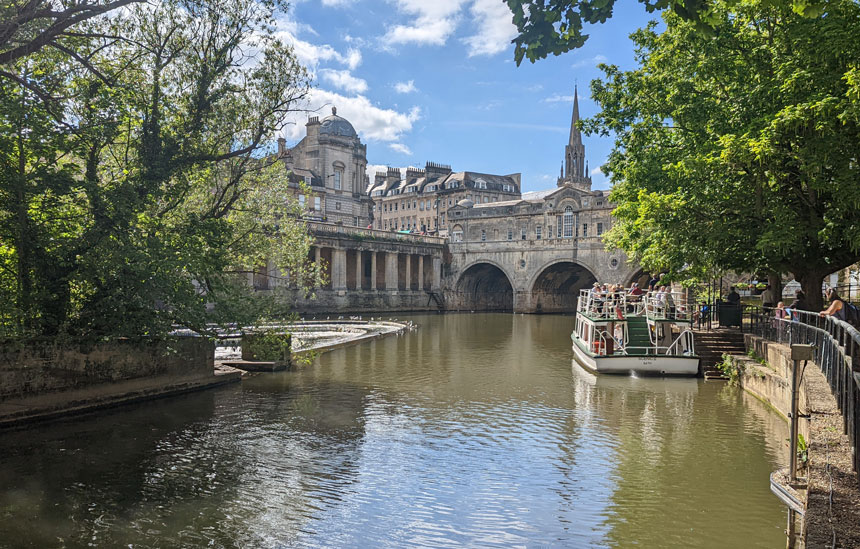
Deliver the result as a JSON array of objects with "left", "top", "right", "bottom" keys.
[
  {"left": 1, "top": 321, "right": 410, "bottom": 429},
  {"left": 725, "top": 335, "right": 860, "bottom": 547}
]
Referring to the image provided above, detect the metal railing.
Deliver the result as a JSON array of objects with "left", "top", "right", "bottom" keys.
[
  {"left": 665, "top": 329, "right": 696, "bottom": 356},
  {"left": 749, "top": 308, "right": 860, "bottom": 488},
  {"left": 306, "top": 221, "right": 445, "bottom": 245},
  {"left": 577, "top": 289, "right": 693, "bottom": 322}
]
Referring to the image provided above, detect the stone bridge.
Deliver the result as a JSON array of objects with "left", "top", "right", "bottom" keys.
[
  {"left": 443, "top": 238, "right": 642, "bottom": 313},
  {"left": 255, "top": 222, "right": 643, "bottom": 315}
]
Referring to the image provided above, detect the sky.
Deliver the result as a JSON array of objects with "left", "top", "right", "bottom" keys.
[{"left": 276, "top": 0, "right": 652, "bottom": 192}]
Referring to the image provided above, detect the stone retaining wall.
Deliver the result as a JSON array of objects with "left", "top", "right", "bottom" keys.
[
  {"left": 0, "top": 338, "right": 214, "bottom": 401},
  {"left": 730, "top": 334, "right": 860, "bottom": 547}
]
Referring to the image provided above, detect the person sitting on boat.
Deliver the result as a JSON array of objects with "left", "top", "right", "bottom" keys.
[
  {"left": 589, "top": 282, "right": 604, "bottom": 313},
  {"left": 664, "top": 288, "right": 676, "bottom": 319},
  {"left": 652, "top": 286, "right": 667, "bottom": 317}
]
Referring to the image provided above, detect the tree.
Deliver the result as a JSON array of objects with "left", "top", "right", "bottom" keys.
[
  {"left": 504, "top": 0, "right": 830, "bottom": 65},
  {"left": 582, "top": 1, "right": 860, "bottom": 310},
  {"left": 0, "top": 0, "right": 322, "bottom": 339},
  {"left": 0, "top": 0, "right": 144, "bottom": 66}
]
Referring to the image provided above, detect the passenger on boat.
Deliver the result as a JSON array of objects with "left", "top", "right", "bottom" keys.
[{"left": 664, "top": 288, "right": 676, "bottom": 319}]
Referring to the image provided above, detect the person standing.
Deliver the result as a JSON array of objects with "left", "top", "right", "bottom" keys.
[
  {"left": 820, "top": 288, "right": 846, "bottom": 321},
  {"left": 726, "top": 286, "right": 741, "bottom": 307}
]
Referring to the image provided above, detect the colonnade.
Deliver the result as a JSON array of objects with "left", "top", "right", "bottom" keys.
[{"left": 311, "top": 246, "right": 441, "bottom": 293}]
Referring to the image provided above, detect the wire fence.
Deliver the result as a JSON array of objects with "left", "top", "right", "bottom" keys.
[{"left": 749, "top": 308, "right": 860, "bottom": 489}]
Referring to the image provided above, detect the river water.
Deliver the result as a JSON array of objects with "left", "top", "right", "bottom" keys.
[{"left": 0, "top": 313, "right": 788, "bottom": 548}]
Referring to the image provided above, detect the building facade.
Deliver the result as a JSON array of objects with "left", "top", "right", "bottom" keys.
[
  {"left": 447, "top": 85, "right": 612, "bottom": 246},
  {"left": 368, "top": 163, "right": 521, "bottom": 235},
  {"left": 278, "top": 107, "right": 373, "bottom": 227}
]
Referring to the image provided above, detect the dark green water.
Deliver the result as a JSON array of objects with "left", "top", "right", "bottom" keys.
[{"left": 0, "top": 313, "right": 788, "bottom": 547}]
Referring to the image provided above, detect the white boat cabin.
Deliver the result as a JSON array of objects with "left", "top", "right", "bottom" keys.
[{"left": 572, "top": 288, "right": 696, "bottom": 357}]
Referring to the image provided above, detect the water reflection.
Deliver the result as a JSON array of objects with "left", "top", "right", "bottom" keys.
[{"left": 0, "top": 313, "right": 787, "bottom": 547}]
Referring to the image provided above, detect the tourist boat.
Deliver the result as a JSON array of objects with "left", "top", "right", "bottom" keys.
[{"left": 570, "top": 288, "right": 699, "bottom": 376}]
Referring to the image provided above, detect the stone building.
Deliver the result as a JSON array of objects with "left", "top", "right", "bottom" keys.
[
  {"left": 442, "top": 86, "right": 627, "bottom": 312},
  {"left": 368, "top": 162, "right": 521, "bottom": 235},
  {"left": 446, "top": 85, "right": 612, "bottom": 246},
  {"left": 277, "top": 107, "right": 373, "bottom": 227}
]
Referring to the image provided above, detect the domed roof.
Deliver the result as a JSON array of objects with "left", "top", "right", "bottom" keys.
[
  {"left": 457, "top": 198, "right": 474, "bottom": 208},
  {"left": 319, "top": 107, "right": 357, "bottom": 138}
]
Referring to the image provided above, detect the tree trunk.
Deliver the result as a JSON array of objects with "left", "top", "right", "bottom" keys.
[
  {"left": 768, "top": 273, "right": 783, "bottom": 305},
  {"left": 796, "top": 270, "right": 826, "bottom": 311}
]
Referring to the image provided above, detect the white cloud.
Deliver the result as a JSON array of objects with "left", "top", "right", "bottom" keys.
[
  {"left": 571, "top": 54, "right": 608, "bottom": 68},
  {"left": 321, "top": 0, "right": 353, "bottom": 6},
  {"left": 366, "top": 163, "right": 390, "bottom": 181},
  {"left": 383, "top": 0, "right": 466, "bottom": 46},
  {"left": 394, "top": 80, "right": 418, "bottom": 93},
  {"left": 591, "top": 166, "right": 603, "bottom": 176},
  {"left": 320, "top": 69, "right": 368, "bottom": 93},
  {"left": 389, "top": 143, "right": 413, "bottom": 155},
  {"left": 282, "top": 89, "right": 421, "bottom": 143},
  {"left": 273, "top": 16, "right": 361, "bottom": 71},
  {"left": 543, "top": 94, "right": 574, "bottom": 103},
  {"left": 477, "top": 99, "right": 502, "bottom": 110},
  {"left": 463, "top": 0, "right": 517, "bottom": 57},
  {"left": 344, "top": 49, "right": 362, "bottom": 70}
]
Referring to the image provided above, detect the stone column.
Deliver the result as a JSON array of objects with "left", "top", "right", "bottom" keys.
[
  {"left": 355, "top": 250, "right": 363, "bottom": 290},
  {"left": 385, "top": 252, "right": 398, "bottom": 291},
  {"left": 432, "top": 256, "right": 442, "bottom": 290},
  {"left": 314, "top": 247, "right": 321, "bottom": 288},
  {"left": 332, "top": 248, "right": 347, "bottom": 290},
  {"left": 405, "top": 254, "right": 412, "bottom": 291},
  {"left": 371, "top": 252, "right": 378, "bottom": 290},
  {"left": 417, "top": 255, "right": 424, "bottom": 291}
]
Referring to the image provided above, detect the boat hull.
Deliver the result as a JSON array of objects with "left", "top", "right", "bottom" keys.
[{"left": 572, "top": 339, "right": 699, "bottom": 377}]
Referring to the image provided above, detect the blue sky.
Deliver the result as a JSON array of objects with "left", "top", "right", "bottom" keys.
[{"left": 278, "top": 0, "right": 652, "bottom": 192}]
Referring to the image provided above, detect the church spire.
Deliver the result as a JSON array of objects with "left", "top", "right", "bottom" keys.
[
  {"left": 559, "top": 84, "right": 591, "bottom": 190},
  {"left": 569, "top": 84, "right": 581, "bottom": 147}
]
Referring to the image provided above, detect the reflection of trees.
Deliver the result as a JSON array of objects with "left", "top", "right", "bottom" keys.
[
  {"left": 0, "top": 375, "right": 373, "bottom": 547},
  {"left": 578, "top": 375, "right": 788, "bottom": 548}
]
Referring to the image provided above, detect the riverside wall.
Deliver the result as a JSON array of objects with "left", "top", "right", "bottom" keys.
[
  {"left": 728, "top": 335, "right": 860, "bottom": 547},
  {"left": 0, "top": 338, "right": 239, "bottom": 428}
]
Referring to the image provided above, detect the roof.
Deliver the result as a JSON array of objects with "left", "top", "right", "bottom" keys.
[
  {"left": 319, "top": 107, "right": 357, "bottom": 138},
  {"left": 521, "top": 189, "right": 555, "bottom": 201},
  {"left": 473, "top": 199, "right": 522, "bottom": 208}
]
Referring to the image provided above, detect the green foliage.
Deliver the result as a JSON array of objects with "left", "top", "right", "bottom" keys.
[
  {"left": 747, "top": 349, "right": 768, "bottom": 366},
  {"left": 242, "top": 331, "right": 292, "bottom": 363},
  {"left": 796, "top": 433, "right": 809, "bottom": 466},
  {"left": 505, "top": 0, "right": 831, "bottom": 64},
  {"left": 583, "top": 1, "right": 860, "bottom": 311},
  {"left": 716, "top": 353, "right": 744, "bottom": 383},
  {"left": 0, "top": 0, "right": 322, "bottom": 340}
]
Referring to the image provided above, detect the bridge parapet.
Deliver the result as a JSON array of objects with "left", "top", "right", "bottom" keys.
[{"left": 307, "top": 221, "right": 445, "bottom": 247}]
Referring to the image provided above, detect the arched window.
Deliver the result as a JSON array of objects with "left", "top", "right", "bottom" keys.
[
  {"left": 451, "top": 224, "right": 464, "bottom": 242},
  {"left": 563, "top": 206, "right": 574, "bottom": 238}
]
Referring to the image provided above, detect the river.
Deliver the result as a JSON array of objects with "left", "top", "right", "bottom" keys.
[{"left": 0, "top": 313, "right": 788, "bottom": 547}]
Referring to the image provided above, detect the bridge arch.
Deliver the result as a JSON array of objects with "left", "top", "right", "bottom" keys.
[
  {"left": 529, "top": 259, "right": 598, "bottom": 313},
  {"left": 626, "top": 268, "right": 650, "bottom": 288},
  {"left": 453, "top": 260, "right": 515, "bottom": 311}
]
